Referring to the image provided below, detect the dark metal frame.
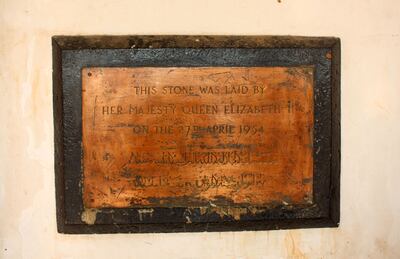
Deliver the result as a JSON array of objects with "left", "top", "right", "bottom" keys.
[{"left": 53, "top": 35, "right": 340, "bottom": 234}]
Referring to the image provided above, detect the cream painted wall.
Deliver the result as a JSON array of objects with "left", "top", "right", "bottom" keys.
[{"left": 1, "top": 0, "right": 399, "bottom": 258}]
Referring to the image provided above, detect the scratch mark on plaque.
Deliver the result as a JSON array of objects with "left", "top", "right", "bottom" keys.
[
  {"left": 207, "top": 71, "right": 234, "bottom": 83},
  {"left": 92, "top": 186, "right": 108, "bottom": 197},
  {"left": 93, "top": 95, "right": 98, "bottom": 128},
  {"left": 116, "top": 186, "right": 125, "bottom": 198},
  {"left": 243, "top": 68, "right": 250, "bottom": 81}
]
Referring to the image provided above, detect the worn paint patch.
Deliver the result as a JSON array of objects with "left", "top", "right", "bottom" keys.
[
  {"left": 193, "top": 206, "right": 266, "bottom": 221},
  {"left": 208, "top": 206, "right": 265, "bottom": 220},
  {"left": 81, "top": 208, "right": 99, "bottom": 225},
  {"left": 138, "top": 208, "right": 154, "bottom": 221}
]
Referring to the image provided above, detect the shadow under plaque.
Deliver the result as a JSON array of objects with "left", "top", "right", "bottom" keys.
[{"left": 53, "top": 35, "right": 340, "bottom": 234}]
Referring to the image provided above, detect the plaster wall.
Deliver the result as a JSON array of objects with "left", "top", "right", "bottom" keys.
[{"left": 1, "top": 0, "right": 399, "bottom": 258}]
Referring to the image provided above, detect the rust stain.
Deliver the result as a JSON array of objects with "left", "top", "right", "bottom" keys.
[
  {"left": 284, "top": 231, "right": 307, "bottom": 259},
  {"left": 31, "top": 70, "right": 47, "bottom": 146},
  {"left": 82, "top": 67, "right": 314, "bottom": 208},
  {"left": 31, "top": 70, "right": 40, "bottom": 118},
  {"left": 326, "top": 51, "right": 332, "bottom": 60}
]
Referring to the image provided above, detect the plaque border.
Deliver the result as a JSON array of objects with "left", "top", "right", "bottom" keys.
[{"left": 53, "top": 35, "right": 340, "bottom": 234}]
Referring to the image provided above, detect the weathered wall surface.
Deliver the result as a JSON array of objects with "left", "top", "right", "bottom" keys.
[{"left": 0, "top": 0, "right": 399, "bottom": 258}]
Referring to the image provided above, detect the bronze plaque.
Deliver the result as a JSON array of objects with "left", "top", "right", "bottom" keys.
[
  {"left": 53, "top": 35, "right": 340, "bottom": 233},
  {"left": 82, "top": 67, "right": 314, "bottom": 208}
]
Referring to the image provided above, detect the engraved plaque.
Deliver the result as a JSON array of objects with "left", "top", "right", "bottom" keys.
[
  {"left": 82, "top": 67, "right": 314, "bottom": 208},
  {"left": 53, "top": 35, "right": 340, "bottom": 233}
]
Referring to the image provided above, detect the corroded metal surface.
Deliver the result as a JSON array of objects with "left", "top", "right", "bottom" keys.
[
  {"left": 53, "top": 35, "right": 340, "bottom": 233},
  {"left": 82, "top": 67, "right": 314, "bottom": 208}
]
